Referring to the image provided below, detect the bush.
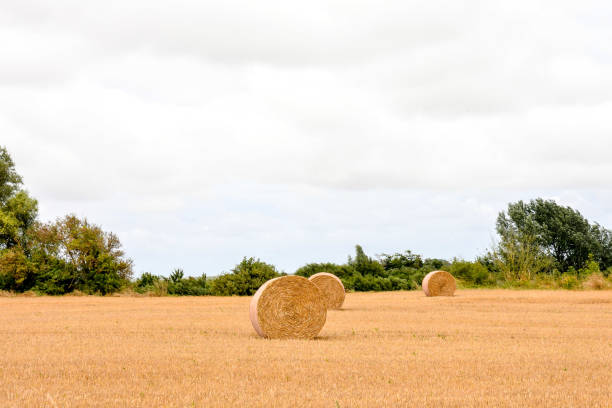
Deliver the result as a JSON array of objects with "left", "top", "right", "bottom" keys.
[
  {"left": 295, "top": 262, "right": 346, "bottom": 278},
  {"left": 168, "top": 269, "right": 208, "bottom": 295},
  {"left": 292, "top": 246, "right": 450, "bottom": 293},
  {"left": 449, "top": 260, "right": 494, "bottom": 287},
  {"left": 0, "top": 247, "right": 36, "bottom": 291},
  {"left": 350, "top": 245, "right": 387, "bottom": 278},
  {"left": 209, "top": 257, "right": 282, "bottom": 296},
  {"left": 134, "top": 272, "right": 162, "bottom": 294},
  {"left": 560, "top": 274, "right": 580, "bottom": 290},
  {"left": 26, "top": 215, "right": 133, "bottom": 295}
]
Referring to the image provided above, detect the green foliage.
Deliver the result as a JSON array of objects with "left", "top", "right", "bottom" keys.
[
  {"left": 0, "top": 215, "right": 134, "bottom": 295},
  {"left": 135, "top": 272, "right": 161, "bottom": 290},
  {"left": 559, "top": 273, "right": 580, "bottom": 290},
  {"left": 0, "top": 146, "right": 38, "bottom": 251},
  {"left": 295, "top": 262, "right": 347, "bottom": 278},
  {"left": 33, "top": 215, "right": 134, "bottom": 294},
  {"left": 449, "top": 259, "right": 494, "bottom": 287},
  {"left": 0, "top": 247, "right": 36, "bottom": 291},
  {"left": 497, "top": 199, "right": 612, "bottom": 272},
  {"left": 293, "top": 246, "right": 449, "bottom": 292},
  {"left": 379, "top": 250, "right": 423, "bottom": 270},
  {"left": 168, "top": 269, "right": 207, "bottom": 295},
  {"left": 349, "top": 245, "right": 387, "bottom": 278},
  {"left": 4, "top": 142, "right": 612, "bottom": 296},
  {"left": 0, "top": 146, "right": 23, "bottom": 204},
  {"left": 209, "top": 257, "right": 283, "bottom": 296},
  {"left": 134, "top": 269, "right": 208, "bottom": 296},
  {"left": 578, "top": 254, "right": 601, "bottom": 277},
  {"left": 490, "top": 232, "right": 555, "bottom": 282}
]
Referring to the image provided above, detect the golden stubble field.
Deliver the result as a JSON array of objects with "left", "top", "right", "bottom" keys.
[{"left": 1, "top": 290, "right": 611, "bottom": 407}]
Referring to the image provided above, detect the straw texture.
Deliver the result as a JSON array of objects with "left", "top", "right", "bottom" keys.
[
  {"left": 309, "top": 272, "right": 345, "bottom": 309},
  {"left": 249, "top": 276, "right": 327, "bottom": 339},
  {"left": 422, "top": 270, "right": 456, "bottom": 296}
]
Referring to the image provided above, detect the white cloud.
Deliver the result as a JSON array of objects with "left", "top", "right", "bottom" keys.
[{"left": 1, "top": 0, "right": 612, "bottom": 274}]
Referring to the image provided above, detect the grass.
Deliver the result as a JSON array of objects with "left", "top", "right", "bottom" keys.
[{"left": 1, "top": 290, "right": 611, "bottom": 407}]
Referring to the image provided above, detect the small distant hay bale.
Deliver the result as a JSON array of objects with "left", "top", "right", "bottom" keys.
[
  {"left": 249, "top": 276, "right": 327, "bottom": 339},
  {"left": 422, "top": 270, "right": 456, "bottom": 297},
  {"left": 308, "top": 272, "right": 345, "bottom": 309}
]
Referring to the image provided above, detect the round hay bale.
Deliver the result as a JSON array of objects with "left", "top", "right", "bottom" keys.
[
  {"left": 422, "top": 270, "right": 456, "bottom": 297},
  {"left": 249, "top": 275, "right": 327, "bottom": 339},
  {"left": 308, "top": 272, "right": 345, "bottom": 309}
]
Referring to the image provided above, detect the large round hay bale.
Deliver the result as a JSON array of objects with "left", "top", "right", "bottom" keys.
[
  {"left": 249, "top": 276, "right": 327, "bottom": 339},
  {"left": 422, "top": 270, "right": 456, "bottom": 296},
  {"left": 308, "top": 272, "right": 345, "bottom": 309}
]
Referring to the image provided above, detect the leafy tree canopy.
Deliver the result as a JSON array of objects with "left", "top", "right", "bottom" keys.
[
  {"left": 0, "top": 147, "right": 38, "bottom": 250},
  {"left": 496, "top": 198, "right": 612, "bottom": 271},
  {"left": 209, "top": 257, "right": 282, "bottom": 296}
]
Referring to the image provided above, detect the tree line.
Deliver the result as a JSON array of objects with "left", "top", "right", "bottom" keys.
[{"left": 1, "top": 146, "right": 611, "bottom": 295}]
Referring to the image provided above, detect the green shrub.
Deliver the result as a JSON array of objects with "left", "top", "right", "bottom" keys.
[
  {"left": 449, "top": 260, "right": 494, "bottom": 287},
  {"left": 560, "top": 274, "right": 579, "bottom": 290},
  {"left": 168, "top": 269, "right": 207, "bottom": 296},
  {"left": 295, "top": 262, "right": 346, "bottom": 278},
  {"left": 0, "top": 247, "right": 36, "bottom": 292},
  {"left": 209, "top": 257, "right": 282, "bottom": 296}
]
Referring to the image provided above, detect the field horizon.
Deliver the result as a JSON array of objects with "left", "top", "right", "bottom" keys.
[{"left": 1, "top": 290, "right": 611, "bottom": 407}]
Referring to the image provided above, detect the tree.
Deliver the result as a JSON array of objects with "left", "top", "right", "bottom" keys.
[
  {"left": 0, "top": 146, "right": 22, "bottom": 203},
  {"left": 378, "top": 250, "right": 424, "bottom": 270},
  {"left": 349, "top": 245, "right": 386, "bottom": 278},
  {"left": 209, "top": 257, "right": 282, "bottom": 296},
  {"left": 0, "top": 147, "right": 38, "bottom": 250},
  {"left": 496, "top": 199, "right": 612, "bottom": 272},
  {"left": 490, "top": 231, "right": 554, "bottom": 282},
  {"left": 30, "top": 215, "right": 134, "bottom": 294},
  {"left": 0, "top": 246, "right": 36, "bottom": 291}
]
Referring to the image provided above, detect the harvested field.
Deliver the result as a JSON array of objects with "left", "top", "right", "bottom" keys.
[{"left": 1, "top": 290, "right": 611, "bottom": 407}]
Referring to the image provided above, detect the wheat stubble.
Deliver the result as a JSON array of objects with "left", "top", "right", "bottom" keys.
[{"left": 1, "top": 290, "right": 611, "bottom": 407}]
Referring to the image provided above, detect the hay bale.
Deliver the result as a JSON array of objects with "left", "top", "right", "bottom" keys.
[
  {"left": 422, "top": 270, "right": 456, "bottom": 296},
  {"left": 308, "top": 272, "right": 345, "bottom": 309},
  {"left": 249, "top": 275, "right": 327, "bottom": 339}
]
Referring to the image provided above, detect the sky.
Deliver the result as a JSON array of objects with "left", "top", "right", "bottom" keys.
[{"left": 1, "top": 0, "right": 612, "bottom": 277}]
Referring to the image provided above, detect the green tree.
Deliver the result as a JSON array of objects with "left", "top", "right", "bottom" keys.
[
  {"left": 295, "top": 262, "right": 355, "bottom": 280},
  {"left": 209, "top": 257, "right": 282, "bottom": 296},
  {"left": 349, "top": 245, "right": 386, "bottom": 278},
  {"left": 490, "top": 231, "right": 554, "bottom": 282},
  {"left": 0, "top": 147, "right": 38, "bottom": 250},
  {"left": 378, "top": 250, "right": 423, "bottom": 270},
  {"left": 448, "top": 259, "right": 494, "bottom": 286},
  {"left": 31, "top": 215, "right": 134, "bottom": 294},
  {"left": 496, "top": 199, "right": 612, "bottom": 272},
  {"left": 0, "top": 146, "right": 22, "bottom": 203},
  {"left": 0, "top": 246, "right": 36, "bottom": 291}
]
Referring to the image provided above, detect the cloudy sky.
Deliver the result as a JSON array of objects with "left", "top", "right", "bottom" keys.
[{"left": 2, "top": 0, "right": 612, "bottom": 276}]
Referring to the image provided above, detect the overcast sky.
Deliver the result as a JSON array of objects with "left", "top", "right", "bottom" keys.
[{"left": 2, "top": 0, "right": 612, "bottom": 276}]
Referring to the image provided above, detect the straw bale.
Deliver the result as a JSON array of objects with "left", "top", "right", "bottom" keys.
[
  {"left": 309, "top": 272, "right": 345, "bottom": 309},
  {"left": 249, "top": 276, "right": 327, "bottom": 339},
  {"left": 422, "top": 270, "right": 456, "bottom": 296}
]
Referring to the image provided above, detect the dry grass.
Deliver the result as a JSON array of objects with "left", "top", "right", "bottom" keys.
[
  {"left": 582, "top": 273, "right": 611, "bottom": 290},
  {"left": 1, "top": 290, "right": 611, "bottom": 407}
]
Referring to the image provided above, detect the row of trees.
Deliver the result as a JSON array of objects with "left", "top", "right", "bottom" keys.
[
  {"left": 295, "top": 246, "right": 447, "bottom": 291},
  {"left": 132, "top": 257, "right": 283, "bottom": 296},
  {"left": 2, "top": 145, "right": 611, "bottom": 295},
  {"left": 0, "top": 147, "right": 133, "bottom": 294}
]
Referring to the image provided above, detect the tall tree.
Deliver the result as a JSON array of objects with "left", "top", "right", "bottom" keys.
[
  {"left": 0, "top": 146, "right": 38, "bottom": 250},
  {"left": 496, "top": 199, "right": 612, "bottom": 271},
  {"left": 28, "top": 215, "right": 134, "bottom": 294}
]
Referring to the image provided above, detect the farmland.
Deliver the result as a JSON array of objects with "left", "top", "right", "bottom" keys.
[{"left": 1, "top": 290, "right": 611, "bottom": 407}]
